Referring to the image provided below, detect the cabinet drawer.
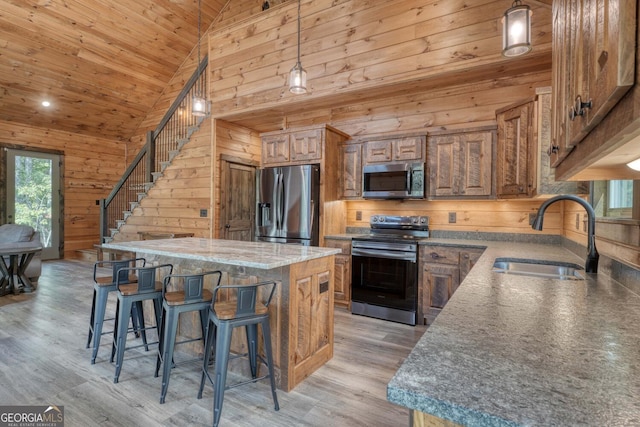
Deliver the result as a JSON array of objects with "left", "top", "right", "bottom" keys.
[{"left": 420, "top": 246, "right": 460, "bottom": 265}]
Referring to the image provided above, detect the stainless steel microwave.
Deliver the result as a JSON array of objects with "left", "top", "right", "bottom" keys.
[{"left": 362, "top": 162, "right": 425, "bottom": 199}]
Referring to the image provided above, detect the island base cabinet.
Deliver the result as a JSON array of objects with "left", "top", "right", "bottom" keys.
[
  {"left": 411, "top": 410, "right": 464, "bottom": 427},
  {"left": 288, "top": 256, "right": 334, "bottom": 390},
  {"left": 137, "top": 253, "right": 335, "bottom": 392}
]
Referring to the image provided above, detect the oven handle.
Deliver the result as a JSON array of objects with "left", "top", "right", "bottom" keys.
[{"left": 352, "top": 248, "right": 416, "bottom": 262}]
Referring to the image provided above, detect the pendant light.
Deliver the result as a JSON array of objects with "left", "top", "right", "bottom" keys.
[
  {"left": 289, "top": 0, "right": 307, "bottom": 94},
  {"left": 502, "top": 0, "right": 532, "bottom": 57},
  {"left": 192, "top": 0, "right": 207, "bottom": 116}
]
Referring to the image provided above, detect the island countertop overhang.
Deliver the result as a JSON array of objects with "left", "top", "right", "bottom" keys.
[{"left": 102, "top": 237, "right": 341, "bottom": 269}]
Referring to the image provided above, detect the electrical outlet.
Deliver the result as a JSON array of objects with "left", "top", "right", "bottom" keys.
[
  {"left": 529, "top": 213, "right": 536, "bottom": 226},
  {"left": 200, "top": 209, "right": 208, "bottom": 218},
  {"left": 448, "top": 212, "right": 456, "bottom": 223},
  {"left": 356, "top": 211, "right": 362, "bottom": 221}
]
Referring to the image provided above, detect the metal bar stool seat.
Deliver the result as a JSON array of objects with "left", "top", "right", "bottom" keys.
[
  {"left": 111, "top": 263, "right": 173, "bottom": 383},
  {"left": 154, "top": 270, "right": 222, "bottom": 404},
  {"left": 86, "top": 258, "right": 147, "bottom": 364},
  {"left": 197, "top": 280, "right": 279, "bottom": 427}
]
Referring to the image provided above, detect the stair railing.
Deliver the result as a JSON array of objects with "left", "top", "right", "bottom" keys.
[{"left": 100, "top": 56, "right": 208, "bottom": 243}]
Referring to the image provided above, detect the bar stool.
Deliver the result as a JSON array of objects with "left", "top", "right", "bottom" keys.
[
  {"left": 112, "top": 263, "right": 173, "bottom": 383},
  {"left": 154, "top": 270, "right": 222, "bottom": 404},
  {"left": 197, "top": 280, "right": 279, "bottom": 427},
  {"left": 86, "top": 257, "right": 146, "bottom": 364}
]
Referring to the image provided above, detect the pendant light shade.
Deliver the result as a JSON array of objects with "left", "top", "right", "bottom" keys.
[
  {"left": 502, "top": 0, "right": 532, "bottom": 57},
  {"left": 192, "top": 95, "right": 207, "bottom": 116},
  {"left": 289, "top": 0, "right": 307, "bottom": 94}
]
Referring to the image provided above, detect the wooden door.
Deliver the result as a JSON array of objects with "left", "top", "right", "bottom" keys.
[
  {"left": 220, "top": 159, "right": 256, "bottom": 241},
  {"left": 392, "top": 136, "right": 424, "bottom": 161},
  {"left": 262, "top": 134, "right": 290, "bottom": 165}
]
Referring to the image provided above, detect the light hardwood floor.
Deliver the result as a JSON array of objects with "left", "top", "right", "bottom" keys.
[{"left": 0, "top": 260, "right": 427, "bottom": 426}]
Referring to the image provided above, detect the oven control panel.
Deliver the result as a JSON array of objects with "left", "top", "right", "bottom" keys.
[{"left": 370, "top": 214, "right": 429, "bottom": 229}]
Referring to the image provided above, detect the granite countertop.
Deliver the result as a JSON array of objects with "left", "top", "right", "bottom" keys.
[
  {"left": 387, "top": 241, "right": 640, "bottom": 426},
  {"left": 102, "top": 238, "right": 340, "bottom": 269}
]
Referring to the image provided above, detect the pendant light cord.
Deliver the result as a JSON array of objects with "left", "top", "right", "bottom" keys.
[
  {"left": 197, "top": 0, "right": 202, "bottom": 68},
  {"left": 296, "top": 0, "right": 301, "bottom": 64}
]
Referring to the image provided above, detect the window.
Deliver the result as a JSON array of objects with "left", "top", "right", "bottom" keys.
[{"left": 592, "top": 180, "right": 637, "bottom": 219}]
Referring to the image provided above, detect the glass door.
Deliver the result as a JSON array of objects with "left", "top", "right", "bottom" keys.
[{"left": 6, "top": 149, "right": 61, "bottom": 260}]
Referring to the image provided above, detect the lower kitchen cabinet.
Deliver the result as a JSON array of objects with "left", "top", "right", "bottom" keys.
[
  {"left": 419, "top": 245, "right": 484, "bottom": 325},
  {"left": 324, "top": 238, "right": 352, "bottom": 309}
]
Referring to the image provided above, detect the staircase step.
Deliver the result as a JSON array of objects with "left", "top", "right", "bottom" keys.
[
  {"left": 129, "top": 201, "right": 139, "bottom": 211},
  {"left": 152, "top": 172, "right": 163, "bottom": 181},
  {"left": 123, "top": 211, "right": 132, "bottom": 220}
]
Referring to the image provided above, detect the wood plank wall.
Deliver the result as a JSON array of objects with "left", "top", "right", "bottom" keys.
[
  {"left": 113, "top": 119, "right": 214, "bottom": 241},
  {"left": 0, "top": 121, "right": 125, "bottom": 258},
  {"left": 206, "top": 0, "right": 552, "bottom": 121}
]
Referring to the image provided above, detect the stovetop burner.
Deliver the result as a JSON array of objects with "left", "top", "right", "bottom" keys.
[{"left": 361, "top": 214, "right": 430, "bottom": 241}]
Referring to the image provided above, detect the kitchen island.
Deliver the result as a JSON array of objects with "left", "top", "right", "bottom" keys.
[
  {"left": 102, "top": 237, "right": 340, "bottom": 392},
  {"left": 388, "top": 240, "right": 640, "bottom": 426}
]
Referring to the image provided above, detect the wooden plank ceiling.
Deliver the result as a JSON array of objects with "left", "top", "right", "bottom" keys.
[
  {"left": 0, "top": 0, "right": 553, "bottom": 141},
  {"left": 0, "top": 0, "right": 226, "bottom": 140}
]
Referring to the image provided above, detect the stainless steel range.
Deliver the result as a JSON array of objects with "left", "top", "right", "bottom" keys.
[{"left": 351, "top": 214, "right": 429, "bottom": 326}]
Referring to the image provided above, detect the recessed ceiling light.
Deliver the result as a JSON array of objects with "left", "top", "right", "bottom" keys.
[
  {"left": 41, "top": 100, "right": 51, "bottom": 107},
  {"left": 627, "top": 158, "right": 640, "bottom": 171}
]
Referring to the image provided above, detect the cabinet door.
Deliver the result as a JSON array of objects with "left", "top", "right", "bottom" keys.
[
  {"left": 290, "top": 129, "right": 323, "bottom": 162},
  {"left": 263, "top": 134, "right": 290, "bottom": 164},
  {"left": 583, "top": 0, "right": 636, "bottom": 131},
  {"left": 550, "top": 0, "right": 573, "bottom": 166},
  {"left": 427, "top": 133, "right": 459, "bottom": 197},
  {"left": 333, "top": 255, "right": 351, "bottom": 308},
  {"left": 496, "top": 103, "right": 535, "bottom": 198},
  {"left": 324, "top": 239, "right": 352, "bottom": 308},
  {"left": 459, "top": 131, "right": 494, "bottom": 197},
  {"left": 364, "top": 140, "right": 393, "bottom": 163},
  {"left": 422, "top": 263, "right": 460, "bottom": 324},
  {"left": 342, "top": 144, "right": 362, "bottom": 199},
  {"left": 459, "top": 248, "right": 484, "bottom": 281},
  {"left": 392, "top": 136, "right": 424, "bottom": 161}
]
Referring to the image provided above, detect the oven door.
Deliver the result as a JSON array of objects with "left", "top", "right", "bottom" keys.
[{"left": 351, "top": 243, "right": 417, "bottom": 325}]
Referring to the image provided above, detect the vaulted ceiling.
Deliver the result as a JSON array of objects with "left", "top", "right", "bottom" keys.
[
  {"left": 0, "top": 0, "right": 553, "bottom": 142},
  {"left": 0, "top": 0, "right": 226, "bottom": 141}
]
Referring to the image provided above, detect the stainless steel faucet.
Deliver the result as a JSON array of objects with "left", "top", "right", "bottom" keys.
[{"left": 532, "top": 194, "right": 599, "bottom": 273}]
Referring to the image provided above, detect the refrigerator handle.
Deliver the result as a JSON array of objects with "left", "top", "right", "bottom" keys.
[
  {"left": 309, "top": 199, "right": 315, "bottom": 237},
  {"left": 276, "top": 172, "right": 284, "bottom": 231}
]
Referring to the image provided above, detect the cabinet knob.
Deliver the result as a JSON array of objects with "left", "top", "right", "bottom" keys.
[
  {"left": 430, "top": 252, "right": 445, "bottom": 259},
  {"left": 547, "top": 144, "right": 559, "bottom": 156},
  {"left": 573, "top": 95, "right": 592, "bottom": 118}
]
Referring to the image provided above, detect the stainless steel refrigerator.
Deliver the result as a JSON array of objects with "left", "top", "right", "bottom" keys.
[{"left": 256, "top": 164, "right": 320, "bottom": 246}]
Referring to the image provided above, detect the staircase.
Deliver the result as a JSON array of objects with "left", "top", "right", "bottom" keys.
[{"left": 99, "top": 57, "right": 209, "bottom": 246}]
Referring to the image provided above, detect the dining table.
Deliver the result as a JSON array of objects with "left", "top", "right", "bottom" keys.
[{"left": 0, "top": 246, "right": 42, "bottom": 295}]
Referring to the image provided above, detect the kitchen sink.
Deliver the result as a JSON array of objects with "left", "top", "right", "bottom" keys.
[{"left": 492, "top": 258, "right": 585, "bottom": 280}]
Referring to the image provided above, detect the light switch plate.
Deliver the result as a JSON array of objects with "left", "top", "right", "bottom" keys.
[
  {"left": 200, "top": 209, "right": 207, "bottom": 218},
  {"left": 448, "top": 212, "right": 456, "bottom": 223}
]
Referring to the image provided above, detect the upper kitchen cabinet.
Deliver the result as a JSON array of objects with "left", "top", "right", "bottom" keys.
[
  {"left": 260, "top": 124, "right": 350, "bottom": 246},
  {"left": 551, "top": 0, "right": 639, "bottom": 180},
  {"left": 496, "top": 98, "right": 536, "bottom": 198},
  {"left": 497, "top": 89, "right": 589, "bottom": 198},
  {"left": 427, "top": 127, "right": 495, "bottom": 199},
  {"left": 261, "top": 125, "right": 348, "bottom": 167},
  {"left": 363, "top": 136, "right": 425, "bottom": 165}
]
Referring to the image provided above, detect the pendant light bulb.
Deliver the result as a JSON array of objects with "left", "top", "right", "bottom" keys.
[
  {"left": 289, "top": 0, "right": 307, "bottom": 94},
  {"left": 627, "top": 158, "right": 640, "bottom": 171},
  {"left": 502, "top": 0, "right": 532, "bottom": 57}
]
